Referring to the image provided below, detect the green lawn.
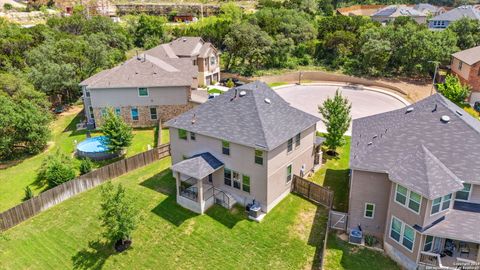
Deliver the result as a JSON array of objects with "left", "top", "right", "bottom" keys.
[
  {"left": 0, "top": 107, "right": 156, "bottom": 212},
  {"left": 0, "top": 157, "right": 329, "bottom": 269},
  {"left": 324, "top": 233, "right": 401, "bottom": 270},
  {"left": 207, "top": 88, "right": 224, "bottom": 94},
  {"left": 268, "top": 82, "right": 289, "bottom": 88},
  {"left": 309, "top": 136, "right": 351, "bottom": 212}
]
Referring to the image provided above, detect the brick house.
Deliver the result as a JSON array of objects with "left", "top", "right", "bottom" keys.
[{"left": 450, "top": 46, "right": 480, "bottom": 103}]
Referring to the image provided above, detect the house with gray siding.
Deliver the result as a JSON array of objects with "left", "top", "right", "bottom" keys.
[
  {"left": 428, "top": 5, "right": 480, "bottom": 29},
  {"left": 348, "top": 93, "right": 480, "bottom": 269},
  {"left": 165, "top": 81, "right": 323, "bottom": 216}
]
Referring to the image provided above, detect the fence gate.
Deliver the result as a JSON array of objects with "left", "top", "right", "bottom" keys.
[{"left": 329, "top": 210, "right": 347, "bottom": 231}]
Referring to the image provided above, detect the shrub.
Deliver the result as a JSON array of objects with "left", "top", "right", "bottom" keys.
[
  {"left": 101, "top": 108, "right": 133, "bottom": 153},
  {"left": 3, "top": 3, "right": 12, "bottom": 10},
  {"left": 37, "top": 150, "right": 76, "bottom": 188},
  {"left": 24, "top": 186, "right": 34, "bottom": 201},
  {"left": 226, "top": 79, "right": 235, "bottom": 88},
  {"left": 437, "top": 74, "right": 471, "bottom": 104},
  {"left": 365, "top": 234, "right": 378, "bottom": 247},
  {"left": 79, "top": 158, "right": 93, "bottom": 175}
]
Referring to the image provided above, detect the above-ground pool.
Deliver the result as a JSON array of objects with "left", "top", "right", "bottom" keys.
[{"left": 76, "top": 136, "right": 119, "bottom": 161}]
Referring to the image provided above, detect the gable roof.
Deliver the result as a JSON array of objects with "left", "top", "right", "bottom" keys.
[
  {"left": 171, "top": 152, "right": 223, "bottom": 179},
  {"left": 430, "top": 5, "right": 480, "bottom": 22},
  {"left": 165, "top": 81, "right": 320, "bottom": 151},
  {"left": 168, "top": 37, "right": 204, "bottom": 57},
  {"left": 414, "top": 3, "right": 441, "bottom": 14},
  {"left": 372, "top": 5, "right": 426, "bottom": 17},
  {"left": 80, "top": 55, "right": 197, "bottom": 89},
  {"left": 350, "top": 93, "right": 480, "bottom": 198},
  {"left": 452, "top": 45, "right": 480, "bottom": 66}
]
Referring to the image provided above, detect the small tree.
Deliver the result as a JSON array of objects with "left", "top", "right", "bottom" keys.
[
  {"left": 437, "top": 74, "right": 470, "bottom": 104},
  {"left": 79, "top": 158, "right": 93, "bottom": 175},
  {"left": 24, "top": 186, "right": 34, "bottom": 201},
  {"left": 318, "top": 89, "right": 352, "bottom": 155},
  {"left": 226, "top": 79, "right": 235, "bottom": 88},
  {"left": 101, "top": 108, "right": 133, "bottom": 153},
  {"left": 37, "top": 150, "right": 76, "bottom": 188},
  {"left": 100, "top": 182, "right": 138, "bottom": 252}
]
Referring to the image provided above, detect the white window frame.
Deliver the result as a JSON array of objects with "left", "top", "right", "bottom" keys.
[
  {"left": 287, "top": 138, "right": 293, "bottom": 153},
  {"left": 389, "top": 216, "right": 416, "bottom": 252},
  {"left": 286, "top": 164, "right": 292, "bottom": 183},
  {"left": 455, "top": 183, "right": 472, "bottom": 202},
  {"left": 138, "top": 87, "right": 149, "bottom": 97},
  {"left": 295, "top": 133, "right": 301, "bottom": 148},
  {"left": 149, "top": 107, "right": 157, "bottom": 120},
  {"left": 423, "top": 235, "right": 434, "bottom": 252},
  {"left": 430, "top": 194, "right": 452, "bottom": 216},
  {"left": 364, "top": 203, "right": 375, "bottom": 219},
  {"left": 395, "top": 184, "right": 421, "bottom": 214}
]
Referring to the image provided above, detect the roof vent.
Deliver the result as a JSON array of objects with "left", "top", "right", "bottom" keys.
[
  {"left": 440, "top": 115, "right": 450, "bottom": 123},
  {"left": 239, "top": 91, "right": 246, "bottom": 97},
  {"left": 264, "top": 98, "right": 271, "bottom": 104},
  {"left": 455, "top": 110, "right": 463, "bottom": 116},
  {"left": 367, "top": 142, "right": 373, "bottom": 146},
  {"left": 191, "top": 113, "right": 196, "bottom": 125},
  {"left": 406, "top": 107, "right": 414, "bottom": 113},
  {"left": 182, "top": 38, "right": 187, "bottom": 42}
]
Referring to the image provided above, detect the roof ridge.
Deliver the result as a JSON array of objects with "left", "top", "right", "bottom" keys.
[
  {"left": 436, "top": 94, "right": 480, "bottom": 135},
  {"left": 249, "top": 82, "right": 270, "bottom": 149}
]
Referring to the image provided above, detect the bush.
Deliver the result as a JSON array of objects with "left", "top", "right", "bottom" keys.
[
  {"left": 365, "top": 234, "right": 378, "bottom": 247},
  {"left": 437, "top": 74, "right": 470, "bottom": 104},
  {"left": 226, "top": 79, "right": 235, "bottom": 88},
  {"left": 24, "top": 186, "right": 34, "bottom": 201},
  {"left": 79, "top": 158, "right": 93, "bottom": 175},
  {"left": 3, "top": 3, "right": 12, "bottom": 10},
  {"left": 37, "top": 150, "right": 76, "bottom": 188}
]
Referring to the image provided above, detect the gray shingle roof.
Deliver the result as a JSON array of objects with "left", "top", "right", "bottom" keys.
[
  {"left": 430, "top": 5, "right": 480, "bottom": 22},
  {"left": 423, "top": 209, "right": 480, "bottom": 244},
  {"left": 165, "top": 81, "right": 320, "bottom": 151},
  {"left": 171, "top": 152, "right": 223, "bottom": 179},
  {"left": 388, "top": 145, "right": 463, "bottom": 199},
  {"left": 168, "top": 37, "right": 204, "bottom": 57},
  {"left": 350, "top": 93, "right": 480, "bottom": 198},
  {"left": 79, "top": 55, "right": 197, "bottom": 89},
  {"left": 372, "top": 5, "right": 426, "bottom": 17},
  {"left": 414, "top": 3, "right": 440, "bottom": 14},
  {"left": 452, "top": 45, "right": 480, "bottom": 66}
]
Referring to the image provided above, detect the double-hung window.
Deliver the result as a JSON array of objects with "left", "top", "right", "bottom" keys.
[
  {"left": 224, "top": 168, "right": 232, "bottom": 186},
  {"left": 364, "top": 203, "right": 375, "bottom": 219},
  {"left": 232, "top": 171, "right": 240, "bottom": 189},
  {"left": 395, "top": 184, "right": 421, "bottom": 213},
  {"left": 424, "top": 235, "right": 434, "bottom": 252},
  {"left": 455, "top": 183, "right": 471, "bottom": 201},
  {"left": 131, "top": 107, "right": 139, "bottom": 121},
  {"left": 222, "top": 141, "right": 230, "bottom": 155},
  {"left": 390, "top": 216, "right": 415, "bottom": 252},
  {"left": 254, "top": 150, "right": 263, "bottom": 165},
  {"left": 287, "top": 138, "right": 293, "bottom": 153},
  {"left": 458, "top": 61, "right": 463, "bottom": 70},
  {"left": 178, "top": 129, "right": 187, "bottom": 140},
  {"left": 115, "top": 107, "right": 121, "bottom": 116},
  {"left": 431, "top": 194, "right": 452, "bottom": 215},
  {"left": 150, "top": 107, "right": 157, "bottom": 120},
  {"left": 286, "top": 164, "right": 292, "bottom": 183},
  {"left": 295, "top": 133, "right": 301, "bottom": 147},
  {"left": 138, "top": 87, "right": 149, "bottom": 97},
  {"left": 242, "top": 175, "right": 250, "bottom": 193}
]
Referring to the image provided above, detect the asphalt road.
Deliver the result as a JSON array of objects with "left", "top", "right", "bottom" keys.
[{"left": 276, "top": 85, "right": 407, "bottom": 135}]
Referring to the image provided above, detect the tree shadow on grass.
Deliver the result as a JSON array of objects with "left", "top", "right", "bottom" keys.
[
  {"left": 306, "top": 205, "right": 329, "bottom": 270},
  {"left": 323, "top": 169, "right": 350, "bottom": 212},
  {"left": 71, "top": 239, "right": 116, "bottom": 270},
  {"left": 205, "top": 204, "right": 247, "bottom": 229}
]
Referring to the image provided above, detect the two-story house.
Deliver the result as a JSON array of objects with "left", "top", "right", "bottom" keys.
[
  {"left": 165, "top": 81, "right": 322, "bottom": 216},
  {"left": 451, "top": 46, "right": 480, "bottom": 103},
  {"left": 348, "top": 93, "right": 480, "bottom": 270},
  {"left": 80, "top": 55, "right": 198, "bottom": 127},
  {"left": 429, "top": 5, "right": 480, "bottom": 29},
  {"left": 371, "top": 5, "right": 428, "bottom": 24},
  {"left": 145, "top": 37, "right": 220, "bottom": 86}
]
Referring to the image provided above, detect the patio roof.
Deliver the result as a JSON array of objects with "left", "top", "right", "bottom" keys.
[
  {"left": 423, "top": 210, "right": 480, "bottom": 244},
  {"left": 171, "top": 152, "right": 223, "bottom": 180},
  {"left": 314, "top": 136, "right": 326, "bottom": 146}
]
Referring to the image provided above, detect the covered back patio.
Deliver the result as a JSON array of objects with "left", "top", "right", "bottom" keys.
[{"left": 171, "top": 152, "right": 227, "bottom": 214}]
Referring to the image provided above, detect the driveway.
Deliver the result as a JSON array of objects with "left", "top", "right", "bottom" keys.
[{"left": 276, "top": 85, "right": 407, "bottom": 135}]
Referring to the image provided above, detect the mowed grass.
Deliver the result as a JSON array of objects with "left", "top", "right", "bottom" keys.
[
  {"left": 0, "top": 157, "right": 329, "bottom": 270},
  {"left": 309, "top": 136, "right": 351, "bottom": 212},
  {"left": 0, "top": 106, "right": 157, "bottom": 212},
  {"left": 324, "top": 233, "right": 401, "bottom": 270}
]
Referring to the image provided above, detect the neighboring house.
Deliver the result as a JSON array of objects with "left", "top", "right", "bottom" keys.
[
  {"left": 413, "top": 3, "right": 445, "bottom": 16},
  {"left": 145, "top": 37, "right": 220, "bottom": 86},
  {"left": 348, "top": 94, "right": 480, "bottom": 269},
  {"left": 165, "top": 81, "right": 323, "bottom": 216},
  {"left": 371, "top": 5, "right": 428, "bottom": 24},
  {"left": 450, "top": 46, "right": 480, "bottom": 103},
  {"left": 429, "top": 5, "right": 480, "bottom": 29},
  {"left": 80, "top": 54, "right": 198, "bottom": 127}
]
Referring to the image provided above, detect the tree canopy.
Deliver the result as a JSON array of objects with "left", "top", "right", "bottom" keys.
[{"left": 101, "top": 108, "right": 134, "bottom": 153}]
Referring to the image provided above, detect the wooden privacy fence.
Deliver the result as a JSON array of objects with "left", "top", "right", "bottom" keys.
[
  {"left": 0, "top": 144, "right": 170, "bottom": 231},
  {"left": 291, "top": 175, "right": 334, "bottom": 208}
]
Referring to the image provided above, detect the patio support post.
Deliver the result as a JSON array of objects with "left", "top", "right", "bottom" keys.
[
  {"left": 198, "top": 178, "right": 204, "bottom": 204},
  {"left": 176, "top": 172, "right": 181, "bottom": 197}
]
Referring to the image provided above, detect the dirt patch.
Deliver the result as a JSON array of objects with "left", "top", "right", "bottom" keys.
[
  {"left": 374, "top": 77, "right": 432, "bottom": 102},
  {"left": 290, "top": 207, "right": 316, "bottom": 242},
  {"left": 183, "top": 220, "right": 196, "bottom": 236}
]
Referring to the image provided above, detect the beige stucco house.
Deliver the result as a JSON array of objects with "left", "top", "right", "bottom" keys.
[
  {"left": 348, "top": 94, "right": 480, "bottom": 270},
  {"left": 165, "top": 81, "right": 323, "bottom": 216},
  {"left": 450, "top": 46, "right": 480, "bottom": 103}
]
